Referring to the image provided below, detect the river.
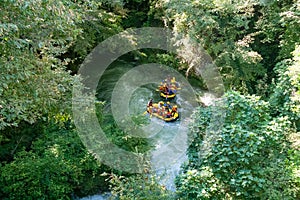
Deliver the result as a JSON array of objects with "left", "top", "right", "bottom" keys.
[{"left": 78, "top": 59, "right": 205, "bottom": 199}]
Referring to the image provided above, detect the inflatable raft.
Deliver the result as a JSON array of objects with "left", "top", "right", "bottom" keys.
[
  {"left": 159, "top": 92, "right": 176, "bottom": 99},
  {"left": 146, "top": 101, "right": 179, "bottom": 122},
  {"left": 158, "top": 77, "right": 181, "bottom": 100}
]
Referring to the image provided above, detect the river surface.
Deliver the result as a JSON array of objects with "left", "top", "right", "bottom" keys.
[{"left": 78, "top": 60, "right": 205, "bottom": 199}]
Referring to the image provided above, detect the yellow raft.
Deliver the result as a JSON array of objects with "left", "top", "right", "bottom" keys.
[
  {"left": 146, "top": 102, "right": 179, "bottom": 122},
  {"left": 157, "top": 77, "right": 181, "bottom": 100},
  {"left": 160, "top": 92, "right": 176, "bottom": 99}
]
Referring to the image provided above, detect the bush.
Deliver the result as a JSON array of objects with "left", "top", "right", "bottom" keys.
[
  {"left": 0, "top": 124, "right": 109, "bottom": 200},
  {"left": 107, "top": 173, "right": 175, "bottom": 200},
  {"left": 176, "top": 91, "right": 299, "bottom": 199}
]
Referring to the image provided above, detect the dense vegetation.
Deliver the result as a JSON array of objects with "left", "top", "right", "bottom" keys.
[{"left": 0, "top": 0, "right": 299, "bottom": 199}]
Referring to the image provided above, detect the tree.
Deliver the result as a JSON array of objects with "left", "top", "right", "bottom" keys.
[
  {"left": 0, "top": 0, "right": 81, "bottom": 130},
  {"left": 0, "top": 125, "right": 110, "bottom": 199},
  {"left": 269, "top": 45, "right": 300, "bottom": 130},
  {"left": 107, "top": 173, "right": 174, "bottom": 200},
  {"left": 0, "top": 0, "right": 123, "bottom": 130},
  {"left": 0, "top": 1, "right": 124, "bottom": 197},
  {"left": 160, "top": 0, "right": 300, "bottom": 94},
  {"left": 176, "top": 91, "right": 299, "bottom": 199}
]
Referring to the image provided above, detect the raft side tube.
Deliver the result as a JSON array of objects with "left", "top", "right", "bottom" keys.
[
  {"left": 160, "top": 92, "right": 176, "bottom": 99},
  {"left": 146, "top": 106, "right": 179, "bottom": 122}
]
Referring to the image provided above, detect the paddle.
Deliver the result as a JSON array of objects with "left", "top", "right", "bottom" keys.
[{"left": 143, "top": 110, "right": 152, "bottom": 118}]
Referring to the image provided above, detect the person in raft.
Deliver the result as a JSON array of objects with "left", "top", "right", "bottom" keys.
[
  {"left": 171, "top": 105, "right": 177, "bottom": 116},
  {"left": 164, "top": 101, "right": 172, "bottom": 110},
  {"left": 166, "top": 110, "right": 172, "bottom": 118},
  {"left": 147, "top": 98, "right": 153, "bottom": 107}
]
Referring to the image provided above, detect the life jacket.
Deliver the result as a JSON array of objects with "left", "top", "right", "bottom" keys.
[
  {"left": 172, "top": 107, "right": 177, "bottom": 112},
  {"left": 171, "top": 77, "right": 176, "bottom": 83},
  {"left": 166, "top": 111, "right": 171, "bottom": 118},
  {"left": 164, "top": 86, "right": 168, "bottom": 93},
  {"left": 173, "top": 112, "right": 178, "bottom": 118},
  {"left": 147, "top": 100, "right": 153, "bottom": 107}
]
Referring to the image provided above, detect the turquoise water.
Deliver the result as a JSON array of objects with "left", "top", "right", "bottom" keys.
[{"left": 94, "top": 60, "right": 202, "bottom": 191}]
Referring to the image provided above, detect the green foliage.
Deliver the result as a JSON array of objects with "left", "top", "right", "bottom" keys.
[
  {"left": 269, "top": 45, "right": 300, "bottom": 129},
  {"left": 0, "top": 121, "right": 43, "bottom": 162},
  {"left": 176, "top": 91, "right": 299, "bottom": 199},
  {"left": 121, "top": 0, "right": 163, "bottom": 28},
  {"left": 276, "top": 1, "right": 300, "bottom": 60},
  {"left": 0, "top": 0, "right": 124, "bottom": 130},
  {"left": 288, "top": 46, "right": 300, "bottom": 129},
  {"left": 107, "top": 173, "right": 174, "bottom": 200},
  {"left": 0, "top": 0, "right": 299, "bottom": 199},
  {"left": 0, "top": 1, "right": 124, "bottom": 198},
  {"left": 97, "top": 102, "right": 152, "bottom": 154},
  {"left": 161, "top": 0, "right": 266, "bottom": 93},
  {"left": 160, "top": 0, "right": 300, "bottom": 94},
  {"left": 66, "top": 1, "right": 124, "bottom": 73},
  {"left": 102, "top": 116, "right": 152, "bottom": 153},
  {"left": 0, "top": 124, "right": 109, "bottom": 199},
  {"left": 0, "top": 0, "right": 78, "bottom": 129}
]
